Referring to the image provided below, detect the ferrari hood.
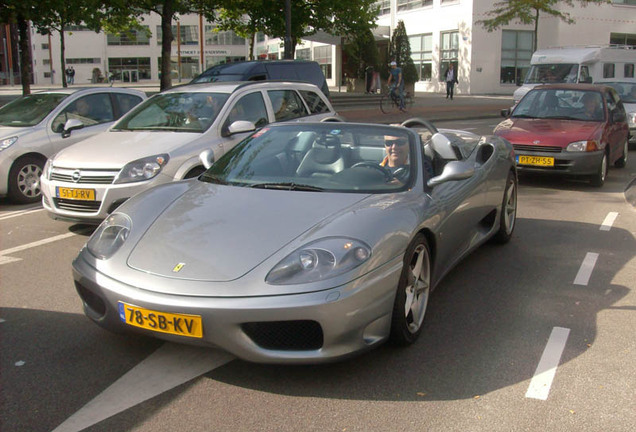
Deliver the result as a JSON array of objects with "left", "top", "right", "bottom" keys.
[
  {"left": 52, "top": 130, "right": 201, "bottom": 169},
  {"left": 127, "top": 182, "right": 368, "bottom": 281},
  {"left": 496, "top": 119, "right": 602, "bottom": 147}
]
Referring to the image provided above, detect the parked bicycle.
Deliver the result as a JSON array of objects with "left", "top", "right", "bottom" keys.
[{"left": 380, "top": 86, "right": 414, "bottom": 114}]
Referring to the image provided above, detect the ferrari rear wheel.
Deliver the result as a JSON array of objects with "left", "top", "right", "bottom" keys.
[
  {"left": 390, "top": 234, "right": 431, "bottom": 345},
  {"left": 492, "top": 171, "right": 517, "bottom": 244}
]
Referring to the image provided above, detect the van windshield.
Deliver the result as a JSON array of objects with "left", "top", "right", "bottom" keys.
[
  {"left": 524, "top": 64, "right": 579, "bottom": 84},
  {"left": 191, "top": 74, "right": 245, "bottom": 84}
]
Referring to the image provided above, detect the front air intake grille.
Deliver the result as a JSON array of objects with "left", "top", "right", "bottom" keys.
[
  {"left": 50, "top": 167, "right": 119, "bottom": 184},
  {"left": 242, "top": 320, "right": 323, "bottom": 351},
  {"left": 53, "top": 198, "right": 101, "bottom": 212},
  {"left": 513, "top": 144, "right": 563, "bottom": 153}
]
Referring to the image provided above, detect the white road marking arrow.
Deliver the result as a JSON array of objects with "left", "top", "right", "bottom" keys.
[{"left": 52, "top": 343, "right": 234, "bottom": 432}]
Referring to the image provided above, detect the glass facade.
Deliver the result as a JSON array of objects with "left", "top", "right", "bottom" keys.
[
  {"left": 500, "top": 30, "right": 533, "bottom": 84},
  {"left": 205, "top": 26, "right": 245, "bottom": 45},
  {"left": 107, "top": 27, "right": 150, "bottom": 46},
  {"left": 314, "top": 46, "right": 332, "bottom": 79},
  {"left": 440, "top": 31, "right": 459, "bottom": 78},
  {"left": 156, "top": 25, "right": 198, "bottom": 45},
  {"left": 108, "top": 57, "right": 151, "bottom": 80},
  {"left": 409, "top": 34, "right": 432, "bottom": 81}
]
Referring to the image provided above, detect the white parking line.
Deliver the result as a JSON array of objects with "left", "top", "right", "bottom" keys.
[
  {"left": 573, "top": 252, "right": 599, "bottom": 286},
  {"left": 526, "top": 327, "right": 571, "bottom": 400},
  {"left": 52, "top": 343, "right": 234, "bottom": 432},
  {"left": 0, "top": 207, "right": 43, "bottom": 221},
  {"left": 0, "top": 233, "right": 76, "bottom": 264},
  {"left": 600, "top": 212, "right": 618, "bottom": 231}
]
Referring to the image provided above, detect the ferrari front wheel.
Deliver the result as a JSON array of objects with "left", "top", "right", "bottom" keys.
[{"left": 390, "top": 234, "right": 431, "bottom": 345}]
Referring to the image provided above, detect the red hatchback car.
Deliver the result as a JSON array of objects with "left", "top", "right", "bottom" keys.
[{"left": 494, "top": 84, "right": 629, "bottom": 187}]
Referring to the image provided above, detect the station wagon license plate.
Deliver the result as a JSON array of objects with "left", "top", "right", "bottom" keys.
[
  {"left": 517, "top": 155, "right": 554, "bottom": 167},
  {"left": 56, "top": 186, "right": 96, "bottom": 201},
  {"left": 118, "top": 302, "right": 203, "bottom": 338}
]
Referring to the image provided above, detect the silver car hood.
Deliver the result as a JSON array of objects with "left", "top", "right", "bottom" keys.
[
  {"left": 127, "top": 182, "right": 368, "bottom": 282},
  {"left": 52, "top": 130, "right": 201, "bottom": 168}
]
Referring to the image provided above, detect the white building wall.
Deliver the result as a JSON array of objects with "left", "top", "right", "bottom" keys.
[{"left": 24, "top": 1, "right": 636, "bottom": 93}]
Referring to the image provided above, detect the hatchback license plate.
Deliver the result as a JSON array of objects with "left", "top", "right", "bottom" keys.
[
  {"left": 517, "top": 155, "right": 554, "bottom": 167},
  {"left": 56, "top": 187, "right": 96, "bottom": 200},
  {"left": 118, "top": 302, "right": 203, "bottom": 338}
]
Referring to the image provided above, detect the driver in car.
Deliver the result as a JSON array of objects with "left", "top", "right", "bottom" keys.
[{"left": 380, "top": 134, "right": 410, "bottom": 181}]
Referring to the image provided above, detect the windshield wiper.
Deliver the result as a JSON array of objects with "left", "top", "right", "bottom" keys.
[
  {"left": 511, "top": 114, "right": 538, "bottom": 119},
  {"left": 199, "top": 174, "right": 228, "bottom": 185},
  {"left": 250, "top": 182, "right": 324, "bottom": 191}
]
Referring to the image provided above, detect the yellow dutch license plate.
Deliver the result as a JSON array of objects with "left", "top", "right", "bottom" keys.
[
  {"left": 517, "top": 155, "right": 555, "bottom": 167},
  {"left": 118, "top": 302, "right": 203, "bottom": 338},
  {"left": 56, "top": 186, "right": 96, "bottom": 201}
]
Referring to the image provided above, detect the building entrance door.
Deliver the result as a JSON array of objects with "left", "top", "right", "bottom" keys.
[{"left": 121, "top": 70, "right": 139, "bottom": 83}]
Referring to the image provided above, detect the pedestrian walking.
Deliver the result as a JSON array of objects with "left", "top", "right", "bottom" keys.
[
  {"left": 69, "top": 66, "right": 75, "bottom": 85},
  {"left": 65, "top": 67, "right": 72, "bottom": 85},
  {"left": 444, "top": 63, "right": 458, "bottom": 100}
]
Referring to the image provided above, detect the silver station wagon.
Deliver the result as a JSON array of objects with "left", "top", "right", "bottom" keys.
[
  {"left": 0, "top": 87, "right": 146, "bottom": 203},
  {"left": 41, "top": 81, "right": 339, "bottom": 223}
]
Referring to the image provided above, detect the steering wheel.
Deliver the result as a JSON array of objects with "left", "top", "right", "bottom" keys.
[{"left": 351, "top": 162, "right": 393, "bottom": 182}]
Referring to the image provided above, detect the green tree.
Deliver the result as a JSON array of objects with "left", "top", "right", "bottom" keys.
[
  {"left": 215, "top": 0, "right": 268, "bottom": 60},
  {"left": 30, "top": 0, "right": 109, "bottom": 88},
  {"left": 343, "top": 27, "right": 379, "bottom": 80},
  {"left": 477, "top": 0, "right": 609, "bottom": 52},
  {"left": 217, "top": 0, "right": 378, "bottom": 59},
  {"left": 103, "top": 1, "right": 219, "bottom": 91},
  {"left": 389, "top": 20, "right": 418, "bottom": 85},
  {"left": 0, "top": 0, "right": 37, "bottom": 94}
]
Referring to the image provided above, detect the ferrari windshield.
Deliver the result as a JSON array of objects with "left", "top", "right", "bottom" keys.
[
  {"left": 201, "top": 123, "right": 417, "bottom": 193},
  {"left": 0, "top": 93, "right": 68, "bottom": 127},
  {"left": 113, "top": 92, "right": 229, "bottom": 132}
]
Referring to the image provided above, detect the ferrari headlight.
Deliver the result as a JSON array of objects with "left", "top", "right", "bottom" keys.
[
  {"left": 0, "top": 136, "right": 18, "bottom": 151},
  {"left": 266, "top": 237, "right": 371, "bottom": 285},
  {"left": 566, "top": 140, "right": 599, "bottom": 152},
  {"left": 87, "top": 213, "right": 132, "bottom": 259},
  {"left": 114, "top": 154, "right": 169, "bottom": 184}
]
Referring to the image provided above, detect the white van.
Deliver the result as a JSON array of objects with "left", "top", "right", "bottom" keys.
[{"left": 513, "top": 45, "right": 636, "bottom": 104}]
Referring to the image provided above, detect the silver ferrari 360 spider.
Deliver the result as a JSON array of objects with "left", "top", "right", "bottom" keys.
[{"left": 73, "top": 119, "right": 517, "bottom": 364}]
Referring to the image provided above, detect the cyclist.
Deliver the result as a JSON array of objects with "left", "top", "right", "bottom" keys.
[{"left": 387, "top": 61, "right": 406, "bottom": 112}]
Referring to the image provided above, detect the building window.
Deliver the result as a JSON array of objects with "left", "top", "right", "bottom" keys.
[
  {"left": 156, "top": 25, "right": 198, "bottom": 45},
  {"left": 314, "top": 45, "right": 332, "bottom": 79},
  {"left": 625, "top": 64, "right": 635, "bottom": 78},
  {"left": 409, "top": 34, "right": 432, "bottom": 81},
  {"left": 397, "top": 0, "right": 432, "bottom": 11},
  {"left": 66, "top": 58, "right": 101, "bottom": 65},
  {"left": 440, "top": 31, "right": 459, "bottom": 78},
  {"left": 204, "top": 26, "right": 245, "bottom": 45},
  {"left": 107, "top": 26, "right": 150, "bottom": 45},
  {"left": 41, "top": 43, "right": 49, "bottom": 50},
  {"left": 500, "top": 30, "right": 534, "bottom": 84},
  {"left": 108, "top": 57, "right": 151, "bottom": 80},
  {"left": 64, "top": 25, "right": 90, "bottom": 32},
  {"left": 43, "top": 59, "right": 51, "bottom": 65},
  {"left": 612, "top": 0, "right": 636, "bottom": 5},
  {"left": 256, "top": 32, "right": 265, "bottom": 43},
  {"left": 373, "top": 1, "right": 391, "bottom": 16},
  {"left": 44, "top": 72, "right": 51, "bottom": 78},
  {"left": 610, "top": 32, "right": 636, "bottom": 47},
  {"left": 296, "top": 48, "right": 311, "bottom": 60}
]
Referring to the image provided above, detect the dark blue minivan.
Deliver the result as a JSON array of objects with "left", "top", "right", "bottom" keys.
[{"left": 191, "top": 60, "right": 330, "bottom": 98}]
